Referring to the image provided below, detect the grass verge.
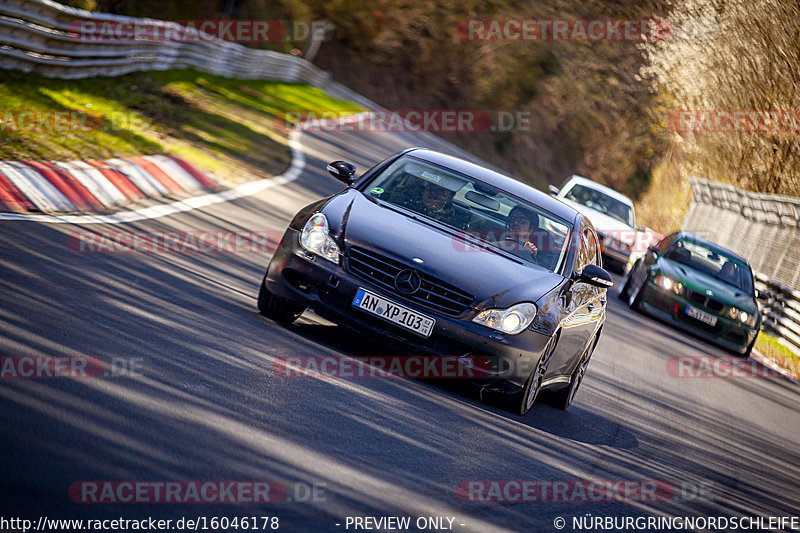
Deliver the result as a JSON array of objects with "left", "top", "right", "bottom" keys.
[
  {"left": 0, "top": 69, "right": 363, "bottom": 184},
  {"left": 755, "top": 331, "right": 800, "bottom": 379}
]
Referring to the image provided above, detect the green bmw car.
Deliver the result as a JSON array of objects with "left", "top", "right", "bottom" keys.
[{"left": 618, "top": 231, "right": 763, "bottom": 356}]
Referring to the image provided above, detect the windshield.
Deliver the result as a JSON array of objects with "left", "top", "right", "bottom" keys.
[
  {"left": 664, "top": 238, "right": 754, "bottom": 293},
  {"left": 364, "top": 155, "right": 571, "bottom": 272},
  {"left": 563, "top": 183, "right": 634, "bottom": 227}
]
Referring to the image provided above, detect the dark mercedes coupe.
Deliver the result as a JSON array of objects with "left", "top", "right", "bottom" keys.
[
  {"left": 619, "top": 231, "right": 763, "bottom": 356},
  {"left": 258, "top": 148, "right": 613, "bottom": 414}
]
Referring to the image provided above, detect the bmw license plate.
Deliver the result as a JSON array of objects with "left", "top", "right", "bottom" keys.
[
  {"left": 352, "top": 288, "right": 435, "bottom": 337},
  {"left": 685, "top": 305, "right": 718, "bottom": 326}
]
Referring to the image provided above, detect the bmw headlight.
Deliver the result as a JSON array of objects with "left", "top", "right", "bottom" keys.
[
  {"left": 654, "top": 274, "right": 684, "bottom": 296},
  {"left": 300, "top": 213, "right": 340, "bottom": 263},
  {"left": 728, "top": 307, "right": 756, "bottom": 327},
  {"left": 472, "top": 303, "right": 537, "bottom": 335}
]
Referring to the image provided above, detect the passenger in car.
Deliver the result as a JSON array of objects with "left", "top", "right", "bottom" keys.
[{"left": 504, "top": 206, "right": 559, "bottom": 270}]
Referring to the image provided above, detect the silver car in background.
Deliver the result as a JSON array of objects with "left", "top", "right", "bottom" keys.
[{"left": 549, "top": 175, "right": 641, "bottom": 273}]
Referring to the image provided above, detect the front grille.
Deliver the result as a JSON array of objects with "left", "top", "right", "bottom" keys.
[
  {"left": 347, "top": 246, "right": 474, "bottom": 316},
  {"left": 688, "top": 290, "right": 724, "bottom": 312}
]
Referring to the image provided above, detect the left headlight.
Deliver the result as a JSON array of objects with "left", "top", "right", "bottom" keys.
[
  {"left": 472, "top": 303, "right": 537, "bottom": 335},
  {"left": 728, "top": 307, "right": 757, "bottom": 327},
  {"left": 300, "top": 212, "right": 340, "bottom": 264}
]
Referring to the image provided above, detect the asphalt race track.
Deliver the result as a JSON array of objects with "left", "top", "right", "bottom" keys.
[{"left": 1, "top": 126, "right": 799, "bottom": 532}]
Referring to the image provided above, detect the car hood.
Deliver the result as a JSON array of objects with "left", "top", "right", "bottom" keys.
[
  {"left": 559, "top": 198, "right": 635, "bottom": 244},
  {"left": 324, "top": 190, "right": 565, "bottom": 308},
  {"left": 658, "top": 258, "right": 756, "bottom": 313}
]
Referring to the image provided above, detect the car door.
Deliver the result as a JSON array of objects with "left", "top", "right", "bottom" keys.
[{"left": 552, "top": 220, "right": 601, "bottom": 378}]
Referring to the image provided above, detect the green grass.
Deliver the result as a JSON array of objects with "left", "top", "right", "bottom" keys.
[
  {"left": 0, "top": 69, "right": 363, "bottom": 184},
  {"left": 755, "top": 331, "right": 800, "bottom": 378}
]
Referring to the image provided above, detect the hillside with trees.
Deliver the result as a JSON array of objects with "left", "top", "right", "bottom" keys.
[{"left": 78, "top": 0, "right": 800, "bottom": 230}]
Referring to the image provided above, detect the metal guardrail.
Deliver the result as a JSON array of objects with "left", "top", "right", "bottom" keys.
[
  {"left": 754, "top": 272, "right": 800, "bottom": 356},
  {"left": 684, "top": 178, "right": 800, "bottom": 356},
  {"left": 0, "top": 0, "right": 481, "bottom": 163}
]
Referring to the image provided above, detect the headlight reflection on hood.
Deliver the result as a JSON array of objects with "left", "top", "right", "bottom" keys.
[
  {"left": 300, "top": 213, "right": 340, "bottom": 263},
  {"left": 472, "top": 303, "right": 537, "bottom": 335}
]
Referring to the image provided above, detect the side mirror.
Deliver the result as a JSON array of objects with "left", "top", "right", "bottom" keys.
[
  {"left": 548, "top": 184, "right": 560, "bottom": 196},
  {"left": 637, "top": 225, "right": 647, "bottom": 233},
  {"left": 326, "top": 160, "right": 357, "bottom": 185},
  {"left": 575, "top": 264, "right": 614, "bottom": 288},
  {"left": 647, "top": 244, "right": 659, "bottom": 255},
  {"left": 756, "top": 289, "right": 770, "bottom": 301}
]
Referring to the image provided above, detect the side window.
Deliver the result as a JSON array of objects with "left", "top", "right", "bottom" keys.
[{"left": 656, "top": 232, "right": 679, "bottom": 254}]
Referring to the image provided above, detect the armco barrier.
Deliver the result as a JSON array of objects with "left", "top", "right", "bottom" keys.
[
  {"left": 683, "top": 177, "right": 800, "bottom": 355},
  {"left": 683, "top": 178, "right": 800, "bottom": 289},
  {"left": 0, "top": 0, "right": 479, "bottom": 163},
  {"left": 754, "top": 273, "right": 800, "bottom": 357}
]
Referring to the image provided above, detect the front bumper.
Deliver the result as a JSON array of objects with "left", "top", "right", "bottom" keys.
[
  {"left": 638, "top": 282, "right": 758, "bottom": 354},
  {"left": 264, "top": 229, "right": 553, "bottom": 390}
]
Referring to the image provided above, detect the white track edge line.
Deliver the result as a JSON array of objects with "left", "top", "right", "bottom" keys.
[{"left": 0, "top": 122, "right": 313, "bottom": 224}]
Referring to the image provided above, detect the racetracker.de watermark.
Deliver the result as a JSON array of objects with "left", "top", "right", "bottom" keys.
[
  {"left": 69, "top": 19, "right": 331, "bottom": 43},
  {"left": 68, "top": 481, "right": 325, "bottom": 504},
  {"left": 68, "top": 231, "right": 281, "bottom": 254},
  {"left": 668, "top": 110, "right": 800, "bottom": 133},
  {"left": 457, "top": 18, "right": 673, "bottom": 42},
  {"left": 277, "top": 110, "right": 541, "bottom": 133},
  {"left": 456, "top": 480, "right": 674, "bottom": 503},
  {"left": 272, "top": 355, "right": 503, "bottom": 379},
  {"left": 0, "top": 356, "right": 142, "bottom": 379},
  {"left": 0, "top": 109, "right": 162, "bottom": 134},
  {"left": 666, "top": 355, "right": 798, "bottom": 379}
]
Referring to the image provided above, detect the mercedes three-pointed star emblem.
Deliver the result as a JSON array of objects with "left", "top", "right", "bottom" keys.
[{"left": 395, "top": 269, "right": 422, "bottom": 294}]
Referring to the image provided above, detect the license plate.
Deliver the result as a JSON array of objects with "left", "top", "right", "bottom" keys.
[
  {"left": 686, "top": 305, "right": 717, "bottom": 326},
  {"left": 352, "top": 288, "right": 435, "bottom": 337}
]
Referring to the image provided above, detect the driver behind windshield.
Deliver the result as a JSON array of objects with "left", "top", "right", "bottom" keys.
[{"left": 384, "top": 174, "right": 471, "bottom": 228}]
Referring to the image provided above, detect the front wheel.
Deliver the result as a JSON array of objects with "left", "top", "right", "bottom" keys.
[
  {"left": 618, "top": 262, "right": 637, "bottom": 300},
  {"left": 258, "top": 278, "right": 305, "bottom": 324},
  {"left": 512, "top": 336, "right": 556, "bottom": 415},
  {"left": 739, "top": 334, "right": 758, "bottom": 358},
  {"left": 627, "top": 277, "right": 647, "bottom": 311}
]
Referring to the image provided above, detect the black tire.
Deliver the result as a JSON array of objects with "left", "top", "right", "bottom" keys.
[
  {"left": 257, "top": 278, "right": 305, "bottom": 324},
  {"left": 617, "top": 261, "right": 638, "bottom": 300},
  {"left": 627, "top": 277, "right": 647, "bottom": 311},
  {"left": 739, "top": 334, "right": 757, "bottom": 358},
  {"left": 512, "top": 335, "right": 557, "bottom": 416},
  {"left": 550, "top": 336, "right": 597, "bottom": 410},
  {"left": 618, "top": 274, "right": 632, "bottom": 300}
]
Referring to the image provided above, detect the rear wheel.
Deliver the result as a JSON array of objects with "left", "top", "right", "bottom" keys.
[
  {"left": 550, "top": 337, "right": 597, "bottom": 410},
  {"left": 258, "top": 278, "right": 305, "bottom": 324},
  {"left": 512, "top": 335, "right": 557, "bottom": 415}
]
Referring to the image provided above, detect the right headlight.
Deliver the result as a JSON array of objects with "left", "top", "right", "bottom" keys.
[
  {"left": 472, "top": 303, "right": 537, "bottom": 335},
  {"left": 300, "top": 212, "right": 340, "bottom": 263},
  {"left": 654, "top": 274, "right": 685, "bottom": 296}
]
